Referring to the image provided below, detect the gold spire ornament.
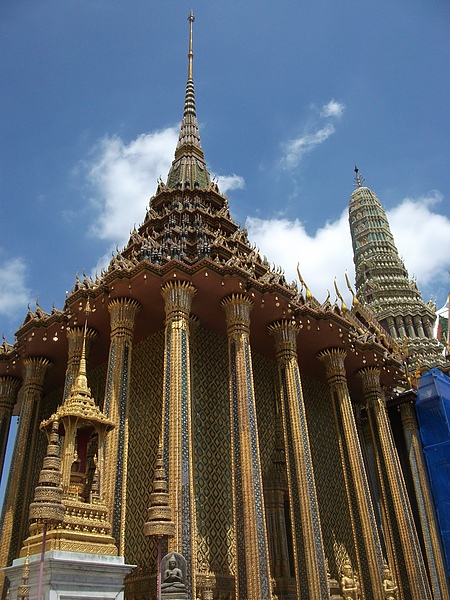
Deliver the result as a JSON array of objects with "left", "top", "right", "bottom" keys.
[
  {"left": 143, "top": 440, "right": 175, "bottom": 540},
  {"left": 144, "top": 440, "right": 175, "bottom": 600},
  {"left": 28, "top": 418, "right": 65, "bottom": 525}
]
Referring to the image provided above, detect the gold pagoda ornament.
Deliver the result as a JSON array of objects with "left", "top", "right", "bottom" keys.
[
  {"left": 144, "top": 441, "right": 175, "bottom": 600},
  {"left": 28, "top": 418, "right": 65, "bottom": 525},
  {"left": 28, "top": 417, "right": 65, "bottom": 600},
  {"left": 21, "top": 304, "right": 117, "bottom": 560}
]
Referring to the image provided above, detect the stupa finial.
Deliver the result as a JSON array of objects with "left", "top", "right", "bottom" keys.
[
  {"left": 354, "top": 165, "right": 365, "bottom": 188},
  {"left": 188, "top": 11, "right": 195, "bottom": 80}
]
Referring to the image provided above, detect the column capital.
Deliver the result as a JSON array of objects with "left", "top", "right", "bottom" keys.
[
  {"left": 67, "top": 326, "right": 98, "bottom": 348},
  {"left": 398, "top": 400, "right": 417, "bottom": 431},
  {"left": 108, "top": 297, "right": 141, "bottom": 339},
  {"left": 358, "top": 367, "right": 383, "bottom": 407},
  {"left": 357, "top": 366, "right": 381, "bottom": 388},
  {"left": 268, "top": 319, "right": 300, "bottom": 359},
  {"left": 23, "top": 357, "right": 52, "bottom": 386},
  {"left": 317, "top": 347, "right": 347, "bottom": 379},
  {"left": 0, "top": 376, "right": 22, "bottom": 415},
  {"left": 161, "top": 280, "right": 196, "bottom": 319},
  {"left": 222, "top": 294, "right": 253, "bottom": 331}
]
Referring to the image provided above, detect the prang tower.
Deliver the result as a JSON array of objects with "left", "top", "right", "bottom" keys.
[{"left": 349, "top": 169, "right": 447, "bottom": 374}]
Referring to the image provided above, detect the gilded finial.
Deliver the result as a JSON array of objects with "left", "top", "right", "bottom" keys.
[
  {"left": 188, "top": 11, "right": 195, "bottom": 80},
  {"left": 334, "top": 278, "right": 348, "bottom": 314},
  {"left": 354, "top": 165, "right": 365, "bottom": 188},
  {"left": 344, "top": 270, "right": 359, "bottom": 309},
  {"left": 297, "top": 264, "right": 313, "bottom": 301}
]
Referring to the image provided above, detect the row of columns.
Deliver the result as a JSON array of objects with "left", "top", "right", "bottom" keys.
[{"left": 0, "top": 284, "right": 448, "bottom": 600}]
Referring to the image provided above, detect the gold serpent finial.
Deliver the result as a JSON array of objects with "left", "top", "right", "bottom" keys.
[
  {"left": 345, "top": 270, "right": 359, "bottom": 310},
  {"left": 334, "top": 278, "right": 348, "bottom": 314},
  {"left": 297, "top": 263, "right": 313, "bottom": 301}
]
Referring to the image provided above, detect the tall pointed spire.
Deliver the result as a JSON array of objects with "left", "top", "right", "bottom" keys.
[
  {"left": 166, "top": 11, "right": 211, "bottom": 190},
  {"left": 348, "top": 176, "right": 447, "bottom": 372}
]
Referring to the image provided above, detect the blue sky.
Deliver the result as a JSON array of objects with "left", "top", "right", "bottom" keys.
[{"left": 1, "top": 1, "right": 450, "bottom": 500}]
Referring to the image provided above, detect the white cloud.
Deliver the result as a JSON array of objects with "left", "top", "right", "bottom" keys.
[
  {"left": 246, "top": 192, "right": 450, "bottom": 307},
  {"left": 0, "top": 255, "right": 31, "bottom": 319},
  {"left": 387, "top": 191, "right": 450, "bottom": 294},
  {"left": 216, "top": 174, "right": 245, "bottom": 194},
  {"left": 321, "top": 99, "right": 345, "bottom": 118},
  {"left": 87, "top": 127, "right": 179, "bottom": 245},
  {"left": 281, "top": 123, "right": 335, "bottom": 169},
  {"left": 246, "top": 210, "right": 354, "bottom": 304},
  {"left": 85, "top": 128, "right": 246, "bottom": 250}
]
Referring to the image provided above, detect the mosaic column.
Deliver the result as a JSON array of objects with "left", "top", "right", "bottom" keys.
[
  {"left": 63, "top": 326, "right": 97, "bottom": 400},
  {"left": 222, "top": 294, "right": 272, "bottom": 600},
  {"left": 0, "top": 376, "right": 22, "bottom": 484},
  {"left": 264, "top": 414, "right": 291, "bottom": 581},
  {"left": 103, "top": 297, "right": 140, "bottom": 555},
  {"left": 269, "top": 320, "right": 329, "bottom": 599},
  {"left": 161, "top": 281, "right": 197, "bottom": 597},
  {"left": 0, "top": 358, "right": 51, "bottom": 596},
  {"left": 317, "top": 348, "right": 385, "bottom": 600},
  {"left": 399, "top": 400, "right": 450, "bottom": 600}
]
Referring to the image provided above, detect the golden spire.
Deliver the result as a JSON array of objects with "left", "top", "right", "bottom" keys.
[
  {"left": 143, "top": 439, "right": 175, "bottom": 539},
  {"left": 51, "top": 300, "right": 114, "bottom": 429},
  {"left": 166, "top": 12, "right": 211, "bottom": 190},
  {"left": 188, "top": 11, "right": 194, "bottom": 81},
  {"left": 29, "top": 418, "right": 65, "bottom": 524}
]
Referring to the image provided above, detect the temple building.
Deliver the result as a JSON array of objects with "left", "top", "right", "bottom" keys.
[{"left": 1, "top": 12, "right": 449, "bottom": 600}]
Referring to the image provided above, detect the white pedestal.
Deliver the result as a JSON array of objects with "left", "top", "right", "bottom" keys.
[{"left": 4, "top": 550, "right": 135, "bottom": 599}]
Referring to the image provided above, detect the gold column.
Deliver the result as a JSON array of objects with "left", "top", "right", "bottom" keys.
[
  {"left": 359, "top": 365, "right": 433, "bottom": 599},
  {"left": 264, "top": 414, "right": 291, "bottom": 581},
  {"left": 399, "top": 400, "right": 450, "bottom": 600},
  {"left": 103, "top": 297, "right": 140, "bottom": 555},
  {"left": 161, "top": 280, "right": 197, "bottom": 597},
  {"left": 317, "top": 348, "right": 385, "bottom": 600},
  {"left": 222, "top": 294, "right": 272, "bottom": 600},
  {"left": 269, "top": 320, "right": 329, "bottom": 599},
  {"left": 63, "top": 326, "right": 97, "bottom": 400},
  {"left": 0, "top": 358, "right": 51, "bottom": 595},
  {"left": 0, "top": 376, "right": 22, "bottom": 484}
]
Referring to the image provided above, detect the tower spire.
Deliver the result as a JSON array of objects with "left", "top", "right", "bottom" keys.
[
  {"left": 166, "top": 12, "right": 211, "bottom": 191},
  {"left": 188, "top": 11, "right": 194, "bottom": 81}
]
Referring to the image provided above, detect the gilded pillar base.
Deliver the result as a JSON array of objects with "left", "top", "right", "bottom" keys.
[{"left": 20, "top": 497, "right": 118, "bottom": 557}]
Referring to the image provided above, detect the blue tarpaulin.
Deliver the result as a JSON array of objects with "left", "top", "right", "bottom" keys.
[{"left": 417, "top": 368, "right": 450, "bottom": 576}]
